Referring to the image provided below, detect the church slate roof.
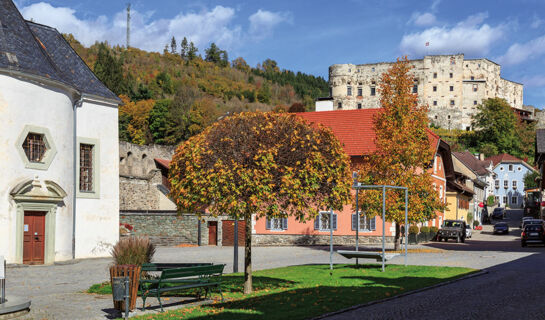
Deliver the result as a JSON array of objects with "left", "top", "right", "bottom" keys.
[{"left": 0, "top": 0, "right": 119, "bottom": 102}]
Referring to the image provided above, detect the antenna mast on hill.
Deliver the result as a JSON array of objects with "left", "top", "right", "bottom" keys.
[{"left": 126, "top": 3, "right": 131, "bottom": 48}]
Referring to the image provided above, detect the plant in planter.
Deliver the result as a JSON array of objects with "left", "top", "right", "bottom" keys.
[
  {"left": 419, "top": 226, "right": 430, "bottom": 242},
  {"left": 110, "top": 236, "right": 155, "bottom": 311},
  {"left": 408, "top": 225, "right": 419, "bottom": 244},
  {"left": 430, "top": 226, "right": 439, "bottom": 241}
]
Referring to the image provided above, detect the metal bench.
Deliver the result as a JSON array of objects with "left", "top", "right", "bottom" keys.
[
  {"left": 139, "top": 264, "right": 225, "bottom": 312},
  {"left": 337, "top": 250, "right": 399, "bottom": 262}
]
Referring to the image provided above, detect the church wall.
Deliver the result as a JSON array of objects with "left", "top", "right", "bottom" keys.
[
  {"left": 75, "top": 99, "right": 120, "bottom": 259},
  {"left": 0, "top": 74, "right": 75, "bottom": 263}
]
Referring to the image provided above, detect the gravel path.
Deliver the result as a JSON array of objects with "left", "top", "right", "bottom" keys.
[{"left": 6, "top": 209, "right": 538, "bottom": 319}]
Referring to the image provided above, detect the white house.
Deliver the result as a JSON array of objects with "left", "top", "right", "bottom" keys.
[{"left": 0, "top": 0, "right": 120, "bottom": 264}]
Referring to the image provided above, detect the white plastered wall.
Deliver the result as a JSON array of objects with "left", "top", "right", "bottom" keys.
[
  {"left": 75, "top": 99, "right": 119, "bottom": 258},
  {"left": 0, "top": 74, "right": 74, "bottom": 263}
]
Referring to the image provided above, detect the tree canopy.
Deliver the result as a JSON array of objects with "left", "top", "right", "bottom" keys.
[
  {"left": 356, "top": 57, "right": 446, "bottom": 249},
  {"left": 169, "top": 112, "right": 352, "bottom": 294}
]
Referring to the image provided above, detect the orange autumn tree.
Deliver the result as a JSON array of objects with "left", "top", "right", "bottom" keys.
[
  {"left": 357, "top": 57, "right": 446, "bottom": 250},
  {"left": 169, "top": 112, "right": 352, "bottom": 294}
]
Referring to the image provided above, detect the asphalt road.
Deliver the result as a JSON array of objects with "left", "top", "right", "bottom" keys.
[{"left": 325, "top": 209, "right": 545, "bottom": 320}]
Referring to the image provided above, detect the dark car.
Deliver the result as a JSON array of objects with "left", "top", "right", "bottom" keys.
[
  {"left": 438, "top": 220, "right": 466, "bottom": 243},
  {"left": 493, "top": 222, "right": 509, "bottom": 234},
  {"left": 521, "top": 224, "right": 545, "bottom": 247},
  {"left": 492, "top": 208, "right": 505, "bottom": 219},
  {"left": 521, "top": 219, "right": 544, "bottom": 230}
]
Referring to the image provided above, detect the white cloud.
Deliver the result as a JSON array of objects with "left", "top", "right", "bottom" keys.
[
  {"left": 400, "top": 12, "right": 505, "bottom": 57},
  {"left": 19, "top": 2, "right": 289, "bottom": 53},
  {"left": 409, "top": 12, "right": 437, "bottom": 27},
  {"left": 497, "top": 35, "right": 545, "bottom": 66},
  {"left": 520, "top": 75, "right": 545, "bottom": 88},
  {"left": 248, "top": 10, "right": 292, "bottom": 41},
  {"left": 531, "top": 14, "right": 543, "bottom": 29}
]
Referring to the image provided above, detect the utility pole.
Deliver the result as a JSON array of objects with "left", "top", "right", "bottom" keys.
[{"left": 126, "top": 3, "right": 131, "bottom": 49}]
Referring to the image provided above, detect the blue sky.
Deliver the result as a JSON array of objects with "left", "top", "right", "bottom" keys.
[{"left": 15, "top": 0, "right": 545, "bottom": 108}]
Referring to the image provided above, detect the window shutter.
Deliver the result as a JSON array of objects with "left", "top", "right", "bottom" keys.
[
  {"left": 282, "top": 218, "right": 288, "bottom": 230},
  {"left": 266, "top": 218, "right": 271, "bottom": 230},
  {"left": 370, "top": 217, "right": 376, "bottom": 231},
  {"left": 332, "top": 214, "right": 338, "bottom": 230},
  {"left": 351, "top": 214, "right": 356, "bottom": 230},
  {"left": 314, "top": 217, "right": 320, "bottom": 230}
]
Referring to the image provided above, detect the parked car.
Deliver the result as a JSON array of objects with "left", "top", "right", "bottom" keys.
[
  {"left": 521, "top": 224, "right": 545, "bottom": 247},
  {"left": 520, "top": 216, "right": 534, "bottom": 228},
  {"left": 465, "top": 224, "right": 472, "bottom": 238},
  {"left": 438, "top": 220, "right": 466, "bottom": 243},
  {"left": 493, "top": 222, "right": 509, "bottom": 234},
  {"left": 521, "top": 219, "right": 544, "bottom": 231},
  {"left": 492, "top": 208, "right": 505, "bottom": 219}
]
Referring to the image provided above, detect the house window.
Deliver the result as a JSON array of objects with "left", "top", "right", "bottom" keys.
[
  {"left": 471, "top": 76, "right": 475, "bottom": 80},
  {"left": 413, "top": 84, "right": 418, "bottom": 93},
  {"left": 80, "top": 144, "right": 94, "bottom": 192},
  {"left": 503, "top": 196, "right": 507, "bottom": 204},
  {"left": 357, "top": 103, "right": 362, "bottom": 109},
  {"left": 315, "top": 212, "right": 337, "bottom": 231},
  {"left": 433, "top": 86, "right": 437, "bottom": 92},
  {"left": 370, "top": 87, "right": 376, "bottom": 96},
  {"left": 495, "top": 180, "right": 499, "bottom": 189},
  {"left": 23, "top": 133, "right": 46, "bottom": 162},
  {"left": 474, "top": 100, "right": 477, "bottom": 105},
  {"left": 449, "top": 72, "right": 453, "bottom": 78},
  {"left": 266, "top": 217, "right": 288, "bottom": 231},
  {"left": 433, "top": 101, "right": 437, "bottom": 106},
  {"left": 508, "top": 164, "right": 513, "bottom": 171},
  {"left": 473, "top": 84, "right": 478, "bottom": 92},
  {"left": 495, "top": 196, "right": 499, "bottom": 203},
  {"left": 511, "top": 196, "right": 517, "bottom": 204},
  {"left": 351, "top": 214, "right": 376, "bottom": 231},
  {"left": 347, "top": 86, "right": 352, "bottom": 96},
  {"left": 512, "top": 180, "right": 517, "bottom": 189},
  {"left": 450, "top": 100, "right": 455, "bottom": 106},
  {"left": 337, "top": 102, "right": 342, "bottom": 109},
  {"left": 357, "top": 87, "right": 363, "bottom": 96},
  {"left": 433, "top": 72, "right": 437, "bottom": 78},
  {"left": 439, "top": 185, "right": 443, "bottom": 199},
  {"left": 449, "top": 86, "right": 454, "bottom": 92},
  {"left": 503, "top": 180, "right": 508, "bottom": 189}
]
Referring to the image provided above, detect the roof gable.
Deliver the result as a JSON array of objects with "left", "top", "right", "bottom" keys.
[
  {"left": 485, "top": 153, "right": 537, "bottom": 172},
  {"left": 452, "top": 151, "right": 491, "bottom": 176}
]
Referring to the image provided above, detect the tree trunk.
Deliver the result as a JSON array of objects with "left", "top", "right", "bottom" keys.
[
  {"left": 243, "top": 214, "right": 252, "bottom": 294},
  {"left": 394, "top": 223, "right": 401, "bottom": 251}
]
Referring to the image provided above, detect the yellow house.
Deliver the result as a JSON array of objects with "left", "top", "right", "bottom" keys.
[{"left": 445, "top": 172, "right": 474, "bottom": 222}]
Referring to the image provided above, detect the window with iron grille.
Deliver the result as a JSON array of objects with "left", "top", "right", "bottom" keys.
[
  {"left": 266, "top": 217, "right": 288, "bottom": 231},
  {"left": 23, "top": 133, "right": 46, "bottom": 162},
  {"left": 314, "top": 212, "right": 337, "bottom": 231},
  {"left": 80, "top": 144, "right": 94, "bottom": 192}
]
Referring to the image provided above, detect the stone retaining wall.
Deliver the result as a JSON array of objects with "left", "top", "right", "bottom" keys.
[{"left": 253, "top": 234, "right": 395, "bottom": 246}]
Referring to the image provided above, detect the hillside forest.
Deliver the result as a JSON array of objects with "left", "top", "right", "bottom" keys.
[{"left": 63, "top": 34, "right": 328, "bottom": 145}]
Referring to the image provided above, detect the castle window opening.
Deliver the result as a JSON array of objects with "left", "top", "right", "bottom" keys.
[
  {"left": 449, "top": 85, "right": 454, "bottom": 91},
  {"left": 471, "top": 76, "right": 474, "bottom": 80},
  {"left": 474, "top": 100, "right": 477, "bottom": 105},
  {"left": 357, "top": 87, "right": 362, "bottom": 96},
  {"left": 449, "top": 73, "right": 453, "bottom": 78},
  {"left": 337, "top": 102, "right": 342, "bottom": 109},
  {"left": 347, "top": 86, "right": 352, "bottom": 96},
  {"left": 433, "top": 72, "right": 437, "bottom": 79},
  {"left": 450, "top": 100, "right": 455, "bottom": 106},
  {"left": 370, "top": 87, "right": 376, "bottom": 96},
  {"left": 473, "top": 84, "right": 478, "bottom": 92},
  {"left": 433, "top": 101, "right": 437, "bottom": 106},
  {"left": 357, "top": 103, "right": 362, "bottom": 109},
  {"left": 433, "top": 86, "right": 437, "bottom": 92}
]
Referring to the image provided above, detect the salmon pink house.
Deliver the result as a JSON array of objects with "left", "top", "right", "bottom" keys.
[{"left": 252, "top": 109, "right": 454, "bottom": 245}]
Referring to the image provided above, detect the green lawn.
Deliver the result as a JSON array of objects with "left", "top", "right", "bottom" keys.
[{"left": 93, "top": 264, "right": 475, "bottom": 320}]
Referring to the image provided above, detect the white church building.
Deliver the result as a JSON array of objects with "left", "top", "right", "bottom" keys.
[{"left": 0, "top": 0, "right": 120, "bottom": 264}]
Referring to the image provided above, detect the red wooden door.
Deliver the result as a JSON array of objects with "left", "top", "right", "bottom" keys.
[
  {"left": 221, "top": 220, "right": 246, "bottom": 246},
  {"left": 23, "top": 211, "right": 46, "bottom": 265},
  {"left": 208, "top": 221, "right": 217, "bottom": 246}
]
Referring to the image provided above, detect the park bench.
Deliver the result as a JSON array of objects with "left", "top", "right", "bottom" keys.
[
  {"left": 141, "top": 262, "right": 213, "bottom": 272},
  {"left": 139, "top": 264, "right": 225, "bottom": 312},
  {"left": 337, "top": 250, "right": 398, "bottom": 262}
]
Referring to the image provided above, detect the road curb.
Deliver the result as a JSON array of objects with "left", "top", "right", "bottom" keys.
[{"left": 312, "top": 269, "right": 489, "bottom": 320}]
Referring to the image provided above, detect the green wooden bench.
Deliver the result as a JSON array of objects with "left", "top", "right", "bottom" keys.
[
  {"left": 139, "top": 264, "right": 225, "bottom": 312},
  {"left": 141, "top": 263, "right": 213, "bottom": 272}
]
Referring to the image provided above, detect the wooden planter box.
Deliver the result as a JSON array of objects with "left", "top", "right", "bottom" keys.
[{"left": 109, "top": 264, "right": 141, "bottom": 311}]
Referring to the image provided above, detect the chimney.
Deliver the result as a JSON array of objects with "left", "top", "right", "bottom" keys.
[{"left": 479, "top": 153, "right": 485, "bottom": 161}]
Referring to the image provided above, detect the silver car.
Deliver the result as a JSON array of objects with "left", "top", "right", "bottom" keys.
[{"left": 465, "top": 224, "right": 472, "bottom": 238}]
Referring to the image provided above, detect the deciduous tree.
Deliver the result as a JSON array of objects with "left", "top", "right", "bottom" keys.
[
  {"left": 357, "top": 57, "right": 446, "bottom": 250},
  {"left": 169, "top": 112, "right": 352, "bottom": 294}
]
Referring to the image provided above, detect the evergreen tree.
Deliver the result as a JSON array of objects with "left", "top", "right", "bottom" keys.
[
  {"left": 170, "top": 36, "right": 177, "bottom": 54},
  {"left": 180, "top": 37, "right": 188, "bottom": 59},
  {"left": 205, "top": 42, "right": 222, "bottom": 63},
  {"left": 188, "top": 42, "right": 198, "bottom": 60},
  {"left": 93, "top": 43, "right": 127, "bottom": 95}
]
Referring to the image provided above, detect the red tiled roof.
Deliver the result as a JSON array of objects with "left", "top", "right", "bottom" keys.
[
  {"left": 296, "top": 109, "right": 440, "bottom": 157},
  {"left": 484, "top": 153, "right": 523, "bottom": 167},
  {"left": 154, "top": 158, "right": 171, "bottom": 169}
]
